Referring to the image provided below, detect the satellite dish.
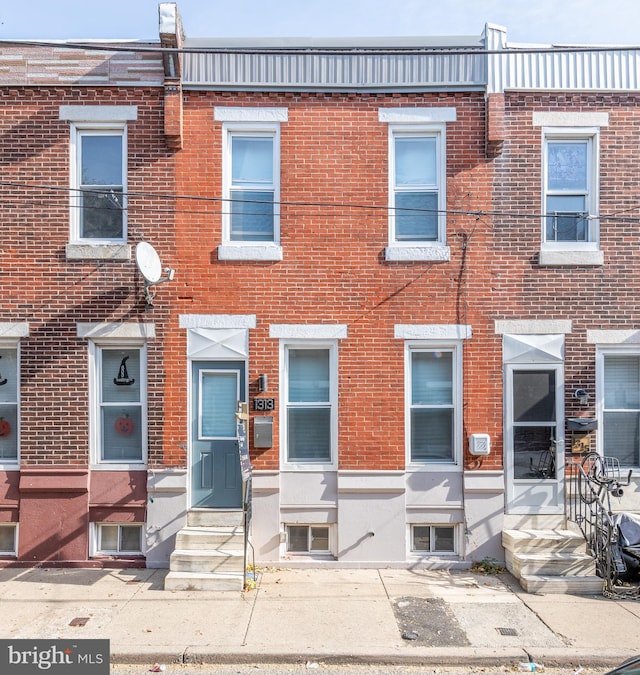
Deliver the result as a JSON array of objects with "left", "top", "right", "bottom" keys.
[
  {"left": 135, "top": 241, "right": 176, "bottom": 305},
  {"left": 135, "top": 242, "right": 163, "bottom": 284}
]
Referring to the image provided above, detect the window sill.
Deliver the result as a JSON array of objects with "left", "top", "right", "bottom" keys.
[
  {"left": 91, "top": 463, "right": 147, "bottom": 471},
  {"left": 385, "top": 245, "right": 450, "bottom": 262},
  {"left": 218, "top": 244, "right": 283, "bottom": 261},
  {"left": 538, "top": 249, "right": 604, "bottom": 267},
  {"left": 406, "top": 462, "right": 460, "bottom": 472},
  {"left": 281, "top": 464, "right": 336, "bottom": 472},
  {"left": 0, "top": 463, "right": 19, "bottom": 471},
  {"left": 66, "top": 243, "right": 131, "bottom": 261}
]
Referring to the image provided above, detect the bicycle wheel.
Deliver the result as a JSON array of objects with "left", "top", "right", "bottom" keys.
[{"left": 579, "top": 452, "right": 606, "bottom": 504}]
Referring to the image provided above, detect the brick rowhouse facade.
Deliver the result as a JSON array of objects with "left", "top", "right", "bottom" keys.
[
  {"left": 1, "top": 4, "right": 639, "bottom": 587},
  {"left": 0, "top": 43, "right": 176, "bottom": 565}
]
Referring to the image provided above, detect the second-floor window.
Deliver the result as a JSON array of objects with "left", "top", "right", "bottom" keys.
[
  {"left": 543, "top": 132, "right": 598, "bottom": 246},
  {"left": 390, "top": 127, "right": 445, "bottom": 245},
  {"left": 224, "top": 127, "right": 279, "bottom": 243},
  {"left": 72, "top": 125, "right": 127, "bottom": 242}
]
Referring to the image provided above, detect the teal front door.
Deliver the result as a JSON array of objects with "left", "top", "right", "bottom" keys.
[{"left": 190, "top": 361, "right": 244, "bottom": 508}]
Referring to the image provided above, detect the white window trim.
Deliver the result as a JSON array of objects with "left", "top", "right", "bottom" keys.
[
  {"left": 69, "top": 122, "right": 128, "bottom": 245},
  {"left": 90, "top": 522, "right": 145, "bottom": 557},
  {"left": 596, "top": 345, "right": 640, "bottom": 469},
  {"left": 280, "top": 340, "right": 339, "bottom": 471},
  {"left": 0, "top": 339, "right": 21, "bottom": 471},
  {"left": 218, "top": 121, "right": 283, "bottom": 260},
  {"left": 407, "top": 523, "right": 460, "bottom": 557},
  {"left": 88, "top": 339, "right": 148, "bottom": 470},
  {"left": 380, "top": 111, "right": 453, "bottom": 262},
  {"left": 540, "top": 126, "right": 600, "bottom": 253},
  {"left": 0, "top": 523, "right": 18, "bottom": 556},
  {"left": 283, "top": 523, "right": 334, "bottom": 557},
  {"left": 405, "top": 340, "right": 463, "bottom": 470},
  {"left": 387, "top": 123, "right": 447, "bottom": 247}
]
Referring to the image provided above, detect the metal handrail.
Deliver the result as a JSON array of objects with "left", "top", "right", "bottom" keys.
[{"left": 566, "top": 457, "right": 637, "bottom": 598}]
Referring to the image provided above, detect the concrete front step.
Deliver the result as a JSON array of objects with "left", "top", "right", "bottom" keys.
[
  {"left": 170, "top": 548, "right": 244, "bottom": 574},
  {"left": 175, "top": 526, "right": 244, "bottom": 551},
  {"left": 187, "top": 509, "right": 244, "bottom": 528},
  {"left": 519, "top": 574, "right": 604, "bottom": 595},
  {"left": 164, "top": 570, "right": 244, "bottom": 592},
  {"left": 506, "top": 550, "right": 595, "bottom": 578},
  {"left": 503, "top": 529, "right": 587, "bottom": 553}
]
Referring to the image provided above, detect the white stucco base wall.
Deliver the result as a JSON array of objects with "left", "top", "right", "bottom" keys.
[
  {"left": 145, "top": 468, "right": 188, "bottom": 568},
  {"left": 248, "top": 468, "right": 506, "bottom": 568},
  {"left": 462, "top": 470, "right": 506, "bottom": 564}
]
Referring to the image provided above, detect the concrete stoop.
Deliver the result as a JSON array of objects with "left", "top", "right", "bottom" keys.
[
  {"left": 165, "top": 509, "right": 245, "bottom": 592},
  {"left": 502, "top": 528, "right": 603, "bottom": 595}
]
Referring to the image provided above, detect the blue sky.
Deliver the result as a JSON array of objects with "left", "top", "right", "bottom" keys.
[{"left": 2, "top": 0, "right": 640, "bottom": 45}]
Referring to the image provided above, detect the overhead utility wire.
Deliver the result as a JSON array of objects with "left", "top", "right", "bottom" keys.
[
  {"left": 2, "top": 180, "right": 640, "bottom": 224},
  {"left": 2, "top": 39, "right": 640, "bottom": 57}
]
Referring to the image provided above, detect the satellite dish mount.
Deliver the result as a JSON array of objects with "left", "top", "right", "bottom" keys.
[{"left": 135, "top": 241, "right": 175, "bottom": 305}]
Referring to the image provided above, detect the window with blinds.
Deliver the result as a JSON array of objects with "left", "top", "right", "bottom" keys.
[
  {"left": 285, "top": 347, "right": 333, "bottom": 463},
  {"left": 410, "top": 350, "right": 455, "bottom": 462},
  {"left": 603, "top": 354, "right": 640, "bottom": 466}
]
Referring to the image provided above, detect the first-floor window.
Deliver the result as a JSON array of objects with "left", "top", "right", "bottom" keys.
[
  {"left": 411, "top": 525, "right": 456, "bottom": 553},
  {"left": 94, "top": 523, "right": 143, "bottom": 555},
  {"left": 0, "top": 346, "right": 18, "bottom": 463},
  {"left": 284, "top": 344, "right": 336, "bottom": 464},
  {"left": 286, "top": 525, "right": 331, "bottom": 554},
  {"left": 93, "top": 344, "right": 146, "bottom": 464},
  {"left": 0, "top": 524, "right": 17, "bottom": 555},
  {"left": 409, "top": 346, "right": 459, "bottom": 463},
  {"left": 602, "top": 352, "right": 640, "bottom": 467}
]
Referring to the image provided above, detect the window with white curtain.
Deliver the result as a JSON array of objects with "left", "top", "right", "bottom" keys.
[
  {"left": 284, "top": 345, "right": 335, "bottom": 464},
  {"left": 602, "top": 353, "right": 640, "bottom": 467},
  {"left": 0, "top": 347, "right": 18, "bottom": 464},
  {"left": 408, "top": 347, "right": 460, "bottom": 464}
]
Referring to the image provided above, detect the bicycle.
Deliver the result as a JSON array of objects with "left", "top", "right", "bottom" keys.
[{"left": 578, "top": 452, "right": 632, "bottom": 505}]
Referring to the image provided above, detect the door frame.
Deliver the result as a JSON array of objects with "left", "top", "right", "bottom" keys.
[
  {"left": 187, "top": 357, "right": 248, "bottom": 509},
  {"left": 504, "top": 361, "right": 565, "bottom": 515}
]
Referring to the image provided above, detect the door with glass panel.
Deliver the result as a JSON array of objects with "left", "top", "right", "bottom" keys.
[
  {"left": 190, "top": 361, "right": 244, "bottom": 508},
  {"left": 505, "top": 364, "right": 564, "bottom": 513}
]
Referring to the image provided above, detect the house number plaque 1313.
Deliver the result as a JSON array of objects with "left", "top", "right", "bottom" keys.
[{"left": 253, "top": 398, "right": 275, "bottom": 411}]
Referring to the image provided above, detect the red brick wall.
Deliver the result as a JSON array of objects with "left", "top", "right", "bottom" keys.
[
  {"left": 166, "top": 91, "right": 503, "bottom": 472},
  {"left": 494, "top": 92, "right": 640, "bottom": 432},
  {"left": 0, "top": 87, "right": 174, "bottom": 468}
]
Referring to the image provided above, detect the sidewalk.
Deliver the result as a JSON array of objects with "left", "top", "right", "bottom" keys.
[{"left": 0, "top": 566, "right": 638, "bottom": 669}]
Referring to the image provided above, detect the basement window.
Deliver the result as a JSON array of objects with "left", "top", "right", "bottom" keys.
[
  {"left": 286, "top": 525, "right": 330, "bottom": 554},
  {"left": 0, "top": 524, "right": 17, "bottom": 555},
  {"left": 94, "top": 523, "right": 143, "bottom": 556},
  {"left": 411, "top": 525, "right": 456, "bottom": 554}
]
